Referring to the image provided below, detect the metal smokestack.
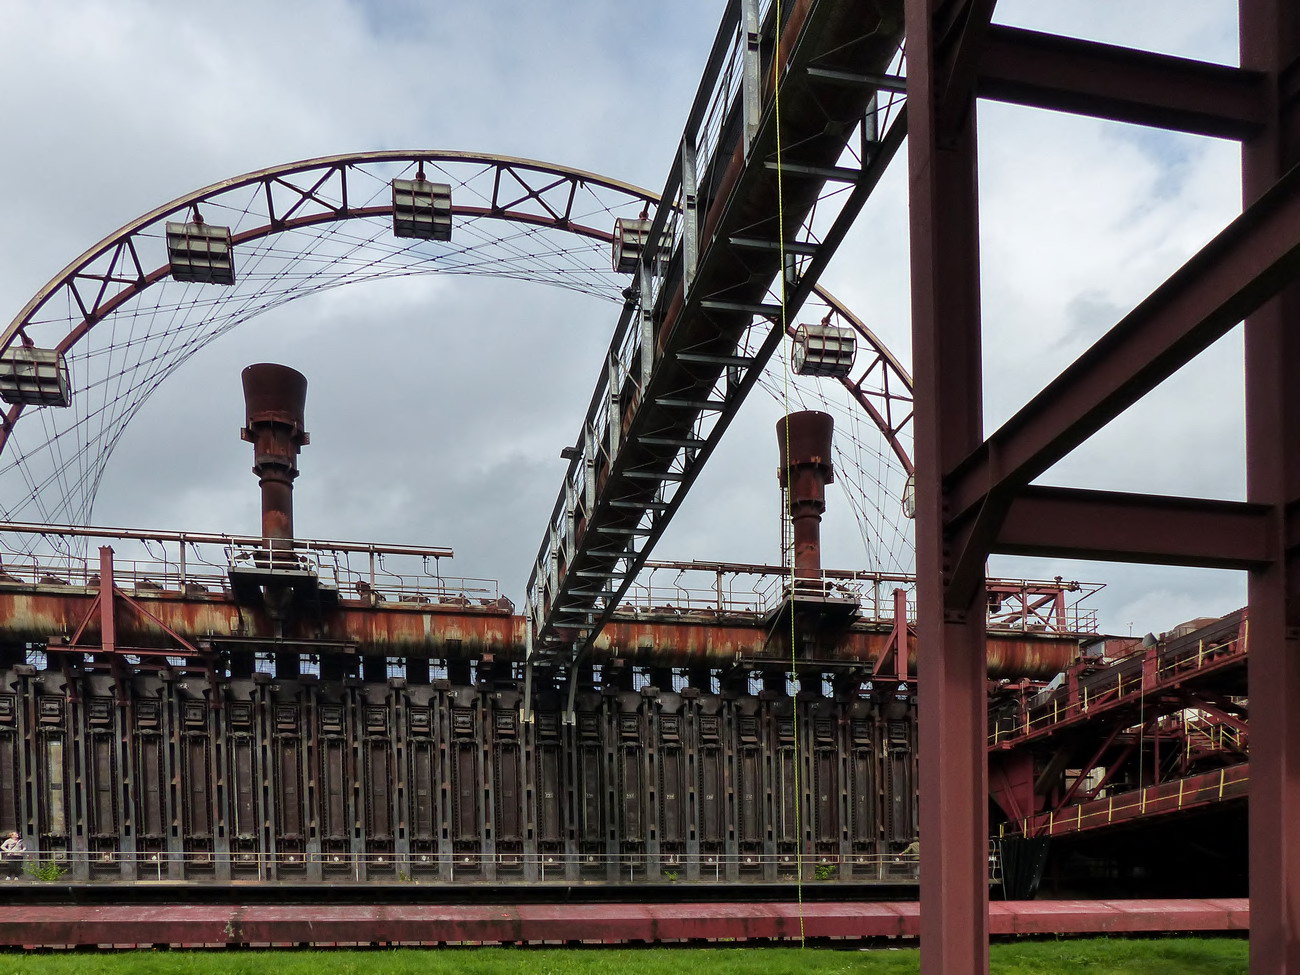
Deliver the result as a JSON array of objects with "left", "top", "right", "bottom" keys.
[
  {"left": 777, "top": 410, "right": 834, "bottom": 585},
  {"left": 240, "top": 363, "right": 309, "bottom": 555}
]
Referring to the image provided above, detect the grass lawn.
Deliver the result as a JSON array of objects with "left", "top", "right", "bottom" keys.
[{"left": 0, "top": 938, "right": 1248, "bottom": 975}]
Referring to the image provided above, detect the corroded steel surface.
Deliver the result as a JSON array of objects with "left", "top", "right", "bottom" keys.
[
  {"left": 777, "top": 411, "right": 835, "bottom": 581},
  {"left": 241, "top": 363, "right": 308, "bottom": 544},
  {"left": 1, "top": 585, "right": 1075, "bottom": 677},
  {"left": 0, "top": 665, "right": 919, "bottom": 883},
  {"left": 0, "top": 899, "right": 1247, "bottom": 947}
]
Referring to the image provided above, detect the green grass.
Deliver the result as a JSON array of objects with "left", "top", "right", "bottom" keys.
[{"left": 0, "top": 939, "right": 1248, "bottom": 975}]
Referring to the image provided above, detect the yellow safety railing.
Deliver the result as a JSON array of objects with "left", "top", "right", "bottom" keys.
[{"left": 1017, "top": 764, "right": 1250, "bottom": 838}]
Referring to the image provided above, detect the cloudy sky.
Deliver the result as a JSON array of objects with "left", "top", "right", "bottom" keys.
[{"left": 0, "top": 0, "right": 1248, "bottom": 637}]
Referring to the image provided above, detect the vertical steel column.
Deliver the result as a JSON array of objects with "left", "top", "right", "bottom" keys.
[
  {"left": 480, "top": 689, "right": 498, "bottom": 882},
  {"left": 562, "top": 704, "right": 582, "bottom": 882},
  {"left": 97, "top": 547, "right": 115, "bottom": 657},
  {"left": 65, "top": 676, "right": 89, "bottom": 882},
  {"left": 346, "top": 681, "right": 365, "bottom": 878},
  {"left": 211, "top": 690, "right": 232, "bottom": 883},
  {"left": 722, "top": 694, "right": 740, "bottom": 882},
  {"left": 303, "top": 682, "right": 323, "bottom": 883},
  {"left": 905, "top": 0, "right": 989, "bottom": 970},
  {"left": 645, "top": 697, "right": 661, "bottom": 882},
  {"left": 393, "top": 682, "right": 411, "bottom": 872},
  {"left": 100, "top": 548, "right": 139, "bottom": 881},
  {"left": 434, "top": 680, "right": 454, "bottom": 882},
  {"left": 17, "top": 672, "right": 35, "bottom": 866},
  {"left": 161, "top": 677, "right": 184, "bottom": 880},
  {"left": 684, "top": 690, "right": 702, "bottom": 882},
  {"left": 253, "top": 677, "right": 275, "bottom": 879},
  {"left": 522, "top": 697, "right": 539, "bottom": 883},
  {"left": 1242, "top": 2, "right": 1300, "bottom": 970}
]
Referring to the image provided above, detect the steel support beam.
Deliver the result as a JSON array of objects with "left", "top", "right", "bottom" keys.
[
  {"left": 905, "top": 0, "right": 992, "bottom": 970},
  {"left": 944, "top": 155, "right": 1300, "bottom": 545},
  {"left": 978, "top": 25, "right": 1268, "bottom": 140},
  {"left": 1243, "top": 2, "right": 1300, "bottom": 972},
  {"left": 994, "top": 486, "right": 1273, "bottom": 569}
]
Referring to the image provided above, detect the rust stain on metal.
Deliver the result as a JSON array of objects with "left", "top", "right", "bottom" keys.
[
  {"left": 0, "top": 586, "right": 1075, "bottom": 677},
  {"left": 777, "top": 410, "right": 835, "bottom": 582},
  {"left": 240, "top": 363, "right": 308, "bottom": 545}
]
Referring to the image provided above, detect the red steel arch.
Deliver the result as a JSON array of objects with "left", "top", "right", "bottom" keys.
[{"left": 1, "top": 150, "right": 913, "bottom": 482}]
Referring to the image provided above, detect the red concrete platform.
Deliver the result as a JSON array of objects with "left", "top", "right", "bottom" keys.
[{"left": 0, "top": 899, "right": 1249, "bottom": 947}]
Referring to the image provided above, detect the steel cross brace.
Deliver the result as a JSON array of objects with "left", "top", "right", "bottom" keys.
[
  {"left": 58, "top": 547, "right": 214, "bottom": 693},
  {"left": 941, "top": 155, "right": 1300, "bottom": 609}
]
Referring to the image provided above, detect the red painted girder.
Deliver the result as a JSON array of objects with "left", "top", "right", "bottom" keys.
[
  {"left": 995, "top": 486, "right": 1272, "bottom": 570},
  {"left": 905, "top": 0, "right": 994, "bottom": 966},
  {"left": 0, "top": 899, "right": 1248, "bottom": 947},
  {"left": 979, "top": 25, "right": 1267, "bottom": 140}
]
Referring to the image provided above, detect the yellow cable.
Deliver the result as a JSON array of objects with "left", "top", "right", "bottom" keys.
[{"left": 771, "top": 0, "right": 806, "bottom": 949}]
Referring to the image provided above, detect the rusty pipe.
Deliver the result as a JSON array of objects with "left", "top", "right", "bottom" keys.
[
  {"left": 240, "top": 363, "right": 309, "bottom": 549},
  {"left": 777, "top": 411, "right": 834, "bottom": 582}
]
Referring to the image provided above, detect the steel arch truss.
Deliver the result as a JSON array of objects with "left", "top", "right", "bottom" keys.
[
  {"left": 0, "top": 152, "right": 661, "bottom": 525},
  {"left": 2, "top": 147, "right": 915, "bottom": 548}
]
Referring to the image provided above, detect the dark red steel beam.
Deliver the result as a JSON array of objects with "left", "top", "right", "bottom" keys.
[
  {"left": 906, "top": 0, "right": 995, "bottom": 971},
  {"left": 978, "top": 25, "right": 1267, "bottom": 140},
  {"left": 1242, "top": 3, "right": 1300, "bottom": 972},
  {"left": 994, "top": 486, "right": 1273, "bottom": 569},
  {"left": 944, "top": 159, "right": 1300, "bottom": 545},
  {"left": 97, "top": 547, "right": 115, "bottom": 655}
]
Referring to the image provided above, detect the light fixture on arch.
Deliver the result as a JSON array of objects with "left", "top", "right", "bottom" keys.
[
  {"left": 166, "top": 216, "right": 235, "bottom": 285},
  {"left": 792, "top": 321, "right": 856, "bottom": 378},
  {"left": 392, "top": 176, "right": 452, "bottom": 241}
]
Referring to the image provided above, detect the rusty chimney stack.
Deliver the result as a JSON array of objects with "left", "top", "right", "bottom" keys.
[
  {"left": 777, "top": 410, "right": 834, "bottom": 584},
  {"left": 241, "top": 363, "right": 309, "bottom": 554}
]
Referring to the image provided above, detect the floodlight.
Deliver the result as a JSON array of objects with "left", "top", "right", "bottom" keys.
[
  {"left": 392, "top": 178, "right": 452, "bottom": 241},
  {"left": 166, "top": 220, "right": 235, "bottom": 284}
]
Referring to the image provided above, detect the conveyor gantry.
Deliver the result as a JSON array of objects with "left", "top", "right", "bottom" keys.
[{"left": 525, "top": 0, "right": 907, "bottom": 689}]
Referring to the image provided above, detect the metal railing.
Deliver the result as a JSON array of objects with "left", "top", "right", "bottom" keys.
[
  {"left": 989, "top": 617, "right": 1247, "bottom": 746},
  {"left": 0, "top": 522, "right": 502, "bottom": 608},
  {"left": 5, "top": 849, "right": 948, "bottom": 885},
  {"left": 1005, "top": 763, "right": 1251, "bottom": 839},
  {"left": 622, "top": 561, "right": 1100, "bottom": 635}
]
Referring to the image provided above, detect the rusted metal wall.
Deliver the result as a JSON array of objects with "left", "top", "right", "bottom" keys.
[{"left": 0, "top": 664, "right": 917, "bottom": 884}]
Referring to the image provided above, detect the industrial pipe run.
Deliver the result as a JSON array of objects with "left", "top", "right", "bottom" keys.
[
  {"left": 240, "top": 363, "right": 309, "bottom": 553},
  {"left": 777, "top": 410, "right": 835, "bottom": 584}
]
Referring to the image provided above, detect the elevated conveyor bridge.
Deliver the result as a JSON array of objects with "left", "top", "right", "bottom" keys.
[{"left": 523, "top": 0, "right": 908, "bottom": 687}]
